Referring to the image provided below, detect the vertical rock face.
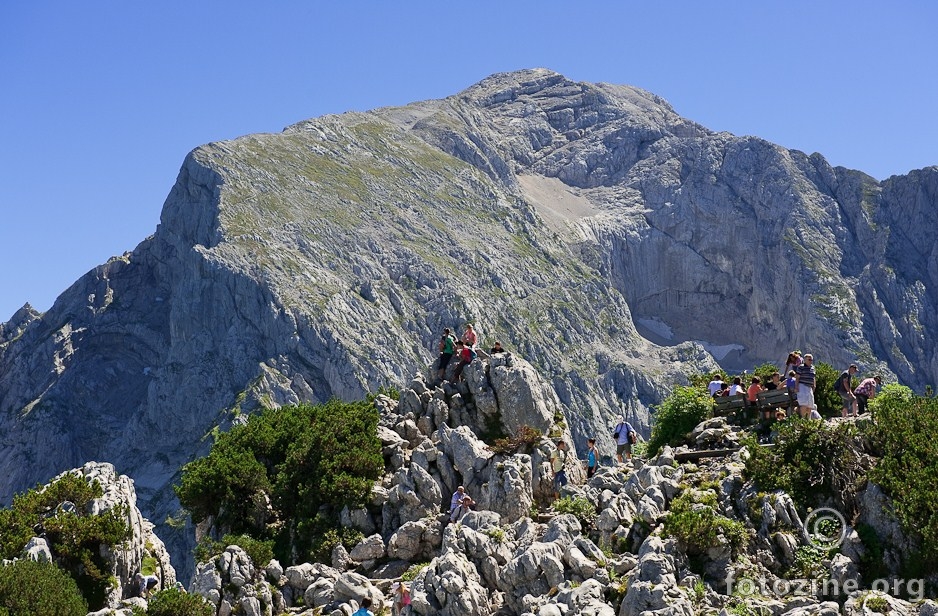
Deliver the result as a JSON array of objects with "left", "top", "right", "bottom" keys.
[{"left": 0, "top": 68, "right": 935, "bottom": 576}]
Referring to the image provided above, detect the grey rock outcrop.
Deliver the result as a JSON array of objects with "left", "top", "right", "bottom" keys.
[
  {"left": 181, "top": 409, "right": 930, "bottom": 616},
  {"left": 2, "top": 68, "right": 935, "bottom": 581},
  {"left": 33, "top": 463, "right": 176, "bottom": 608}
]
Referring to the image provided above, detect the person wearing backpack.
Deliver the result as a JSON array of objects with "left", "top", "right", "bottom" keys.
[
  {"left": 437, "top": 328, "right": 456, "bottom": 380},
  {"left": 835, "top": 364, "right": 859, "bottom": 417},
  {"left": 613, "top": 416, "right": 636, "bottom": 463},
  {"left": 550, "top": 440, "right": 568, "bottom": 500}
]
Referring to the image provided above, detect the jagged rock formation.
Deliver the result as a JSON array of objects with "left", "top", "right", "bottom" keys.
[
  {"left": 1, "top": 68, "right": 936, "bottom": 579},
  {"left": 183, "top": 358, "right": 936, "bottom": 615},
  {"left": 1, "top": 462, "right": 175, "bottom": 613}
]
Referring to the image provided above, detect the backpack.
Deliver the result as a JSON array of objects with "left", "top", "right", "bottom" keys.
[
  {"left": 834, "top": 371, "right": 849, "bottom": 393},
  {"left": 629, "top": 430, "right": 637, "bottom": 444},
  {"left": 468, "top": 347, "right": 477, "bottom": 361},
  {"left": 442, "top": 335, "right": 455, "bottom": 354}
]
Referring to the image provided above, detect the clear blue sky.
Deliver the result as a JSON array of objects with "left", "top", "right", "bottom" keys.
[{"left": 2, "top": 2, "right": 936, "bottom": 321}]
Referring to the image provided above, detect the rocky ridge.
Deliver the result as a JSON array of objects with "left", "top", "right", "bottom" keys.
[
  {"left": 179, "top": 354, "right": 935, "bottom": 616},
  {"left": 1, "top": 68, "right": 936, "bottom": 579},
  {"left": 7, "top": 353, "right": 934, "bottom": 615},
  {"left": 177, "top": 356, "right": 938, "bottom": 616}
]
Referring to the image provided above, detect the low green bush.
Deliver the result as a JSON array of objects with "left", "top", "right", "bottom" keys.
[
  {"left": 134, "top": 587, "right": 213, "bottom": 616},
  {"left": 490, "top": 425, "right": 542, "bottom": 455},
  {"left": 647, "top": 386, "right": 713, "bottom": 456},
  {"left": 176, "top": 398, "right": 383, "bottom": 564},
  {"left": 867, "top": 384, "right": 938, "bottom": 567},
  {"left": 743, "top": 418, "right": 868, "bottom": 515},
  {"left": 0, "top": 559, "right": 88, "bottom": 616},
  {"left": 812, "top": 362, "right": 844, "bottom": 418},
  {"left": 193, "top": 534, "right": 274, "bottom": 569},
  {"left": 553, "top": 496, "right": 597, "bottom": 529},
  {"left": 662, "top": 489, "right": 747, "bottom": 555},
  {"left": 0, "top": 473, "right": 132, "bottom": 609},
  {"left": 401, "top": 562, "right": 430, "bottom": 581}
]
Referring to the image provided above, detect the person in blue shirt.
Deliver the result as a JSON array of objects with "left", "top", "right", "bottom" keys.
[
  {"left": 353, "top": 597, "right": 375, "bottom": 616},
  {"left": 586, "top": 437, "right": 598, "bottom": 478}
]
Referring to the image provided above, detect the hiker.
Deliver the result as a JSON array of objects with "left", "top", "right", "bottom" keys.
[
  {"left": 612, "top": 416, "right": 636, "bottom": 463},
  {"left": 728, "top": 376, "right": 746, "bottom": 396},
  {"left": 766, "top": 372, "right": 781, "bottom": 391},
  {"left": 353, "top": 597, "right": 375, "bottom": 616},
  {"left": 784, "top": 351, "right": 802, "bottom": 376},
  {"left": 747, "top": 376, "right": 762, "bottom": 407},
  {"left": 551, "top": 440, "right": 568, "bottom": 500},
  {"left": 452, "top": 340, "right": 475, "bottom": 381},
  {"left": 795, "top": 354, "right": 816, "bottom": 419},
  {"left": 392, "top": 581, "right": 412, "bottom": 616},
  {"left": 490, "top": 340, "right": 506, "bottom": 354},
  {"left": 449, "top": 486, "right": 473, "bottom": 522},
  {"left": 451, "top": 494, "right": 475, "bottom": 522},
  {"left": 437, "top": 328, "right": 456, "bottom": 380},
  {"left": 586, "top": 437, "right": 598, "bottom": 478},
  {"left": 462, "top": 323, "right": 478, "bottom": 348},
  {"left": 836, "top": 364, "right": 859, "bottom": 417},
  {"left": 707, "top": 373, "right": 724, "bottom": 397},
  {"left": 767, "top": 409, "right": 788, "bottom": 443},
  {"left": 854, "top": 375, "right": 882, "bottom": 415},
  {"left": 132, "top": 572, "right": 159, "bottom": 599}
]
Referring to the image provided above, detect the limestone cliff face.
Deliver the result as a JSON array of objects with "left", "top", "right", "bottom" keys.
[{"left": 0, "top": 69, "right": 935, "bottom": 574}]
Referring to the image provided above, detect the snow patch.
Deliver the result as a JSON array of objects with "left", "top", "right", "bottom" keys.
[
  {"left": 636, "top": 317, "right": 674, "bottom": 341},
  {"left": 696, "top": 341, "right": 745, "bottom": 361}
]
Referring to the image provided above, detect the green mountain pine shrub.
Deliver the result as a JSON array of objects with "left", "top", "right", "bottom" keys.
[
  {"left": 132, "top": 587, "right": 214, "bottom": 616},
  {"left": 742, "top": 418, "right": 869, "bottom": 515},
  {"left": 176, "top": 398, "right": 383, "bottom": 564},
  {"left": 193, "top": 534, "right": 274, "bottom": 570},
  {"left": 0, "top": 559, "right": 88, "bottom": 616},
  {"left": 866, "top": 384, "right": 938, "bottom": 567},
  {"left": 0, "top": 472, "right": 131, "bottom": 609},
  {"left": 647, "top": 386, "right": 713, "bottom": 456},
  {"left": 662, "top": 489, "right": 747, "bottom": 555}
]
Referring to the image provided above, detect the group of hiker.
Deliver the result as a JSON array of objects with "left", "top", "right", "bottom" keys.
[
  {"left": 436, "top": 324, "right": 506, "bottom": 382},
  {"left": 551, "top": 415, "right": 638, "bottom": 500},
  {"left": 707, "top": 351, "right": 883, "bottom": 422}
]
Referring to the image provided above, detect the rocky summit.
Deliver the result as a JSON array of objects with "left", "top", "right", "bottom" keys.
[
  {"left": 0, "top": 68, "right": 936, "bottom": 577},
  {"left": 17, "top": 355, "right": 936, "bottom": 616}
]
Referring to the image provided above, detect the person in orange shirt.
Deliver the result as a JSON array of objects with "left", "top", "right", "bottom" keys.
[{"left": 747, "top": 376, "right": 765, "bottom": 420}]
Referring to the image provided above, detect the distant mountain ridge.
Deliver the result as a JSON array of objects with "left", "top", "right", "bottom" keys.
[{"left": 1, "top": 68, "right": 935, "bottom": 573}]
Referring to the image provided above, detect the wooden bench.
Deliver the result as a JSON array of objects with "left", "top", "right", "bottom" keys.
[
  {"left": 713, "top": 393, "right": 750, "bottom": 424},
  {"left": 756, "top": 389, "right": 796, "bottom": 416}
]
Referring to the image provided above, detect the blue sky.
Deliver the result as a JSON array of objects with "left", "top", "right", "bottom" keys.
[{"left": 1, "top": 2, "right": 936, "bottom": 321}]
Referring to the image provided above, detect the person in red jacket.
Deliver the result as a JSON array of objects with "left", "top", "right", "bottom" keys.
[{"left": 452, "top": 341, "right": 474, "bottom": 381}]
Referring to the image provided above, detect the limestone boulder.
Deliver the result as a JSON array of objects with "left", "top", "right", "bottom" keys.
[
  {"left": 388, "top": 519, "right": 443, "bottom": 562},
  {"left": 411, "top": 550, "right": 491, "bottom": 616},
  {"left": 483, "top": 454, "right": 534, "bottom": 523}
]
